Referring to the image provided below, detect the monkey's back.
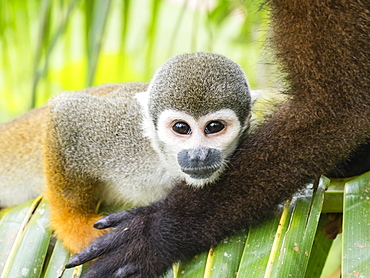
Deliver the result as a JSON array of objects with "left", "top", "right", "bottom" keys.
[
  {"left": 0, "top": 107, "right": 48, "bottom": 207},
  {"left": 47, "top": 82, "right": 173, "bottom": 208}
]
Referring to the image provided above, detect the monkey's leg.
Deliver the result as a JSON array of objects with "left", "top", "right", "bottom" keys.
[{"left": 44, "top": 139, "right": 104, "bottom": 254}]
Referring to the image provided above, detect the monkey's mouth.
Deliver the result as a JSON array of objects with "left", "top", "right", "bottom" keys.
[{"left": 181, "top": 165, "right": 221, "bottom": 179}]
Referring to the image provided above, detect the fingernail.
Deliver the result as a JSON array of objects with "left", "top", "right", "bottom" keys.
[
  {"left": 65, "top": 257, "right": 79, "bottom": 268},
  {"left": 93, "top": 220, "right": 106, "bottom": 229}
]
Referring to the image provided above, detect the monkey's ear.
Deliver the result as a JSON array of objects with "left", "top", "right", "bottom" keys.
[{"left": 250, "top": 89, "right": 262, "bottom": 105}]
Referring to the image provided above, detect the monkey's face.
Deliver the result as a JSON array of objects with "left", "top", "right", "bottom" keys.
[{"left": 156, "top": 109, "right": 249, "bottom": 187}]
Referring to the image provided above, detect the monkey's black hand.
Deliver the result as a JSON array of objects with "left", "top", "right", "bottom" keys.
[
  {"left": 66, "top": 205, "right": 179, "bottom": 278},
  {"left": 65, "top": 211, "right": 136, "bottom": 267}
]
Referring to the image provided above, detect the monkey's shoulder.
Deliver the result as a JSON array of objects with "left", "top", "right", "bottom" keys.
[
  {"left": 48, "top": 82, "right": 149, "bottom": 131},
  {"left": 47, "top": 82, "right": 155, "bottom": 170}
]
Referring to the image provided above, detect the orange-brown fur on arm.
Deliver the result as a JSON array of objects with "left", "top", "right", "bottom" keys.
[
  {"left": 42, "top": 84, "right": 131, "bottom": 253},
  {"left": 44, "top": 120, "right": 104, "bottom": 253}
]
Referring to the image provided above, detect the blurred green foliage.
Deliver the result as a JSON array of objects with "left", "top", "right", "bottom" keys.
[{"left": 0, "top": 0, "right": 271, "bottom": 122}]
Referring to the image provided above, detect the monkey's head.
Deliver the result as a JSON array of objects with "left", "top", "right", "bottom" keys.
[{"left": 139, "top": 52, "right": 254, "bottom": 187}]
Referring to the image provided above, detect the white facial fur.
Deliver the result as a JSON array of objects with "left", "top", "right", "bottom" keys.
[
  {"left": 135, "top": 90, "right": 250, "bottom": 187},
  {"left": 158, "top": 109, "right": 242, "bottom": 152},
  {"left": 156, "top": 109, "right": 248, "bottom": 186}
]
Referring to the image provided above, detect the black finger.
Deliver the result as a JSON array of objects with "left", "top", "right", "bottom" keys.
[
  {"left": 81, "top": 254, "right": 139, "bottom": 278},
  {"left": 94, "top": 211, "right": 131, "bottom": 229},
  {"left": 66, "top": 229, "right": 129, "bottom": 268},
  {"left": 81, "top": 266, "right": 136, "bottom": 278},
  {"left": 113, "top": 265, "right": 139, "bottom": 277}
]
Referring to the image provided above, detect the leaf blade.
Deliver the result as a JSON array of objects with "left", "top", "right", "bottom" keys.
[{"left": 342, "top": 173, "right": 370, "bottom": 277}]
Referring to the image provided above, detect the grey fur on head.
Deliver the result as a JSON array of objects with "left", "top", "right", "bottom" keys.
[{"left": 148, "top": 52, "right": 251, "bottom": 125}]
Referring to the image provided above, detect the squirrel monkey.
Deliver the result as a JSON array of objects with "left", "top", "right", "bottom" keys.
[{"left": 0, "top": 52, "right": 259, "bottom": 253}]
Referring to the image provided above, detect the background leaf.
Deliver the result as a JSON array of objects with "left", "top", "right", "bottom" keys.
[{"left": 0, "top": 0, "right": 269, "bottom": 122}]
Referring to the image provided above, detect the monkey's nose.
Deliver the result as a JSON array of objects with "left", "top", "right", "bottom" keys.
[
  {"left": 177, "top": 148, "right": 223, "bottom": 179},
  {"left": 187, "top": 147, "right": 209, "bottom": 162}
]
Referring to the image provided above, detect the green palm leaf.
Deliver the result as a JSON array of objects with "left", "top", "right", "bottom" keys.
[{"left": 1, "top": 175, "right": 367, "bottom": 278}]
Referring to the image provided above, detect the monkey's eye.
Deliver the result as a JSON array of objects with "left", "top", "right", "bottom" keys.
[
  {"left": 205, "top": 121, "right": 225, "bottom": 134},
  {"left": 173, "top": 122, "right": 192, "bottom": 135}
]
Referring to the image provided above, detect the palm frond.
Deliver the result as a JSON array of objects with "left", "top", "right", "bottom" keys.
[{"left": 1, "top": 175, "right": 368, "bottom": 278}]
